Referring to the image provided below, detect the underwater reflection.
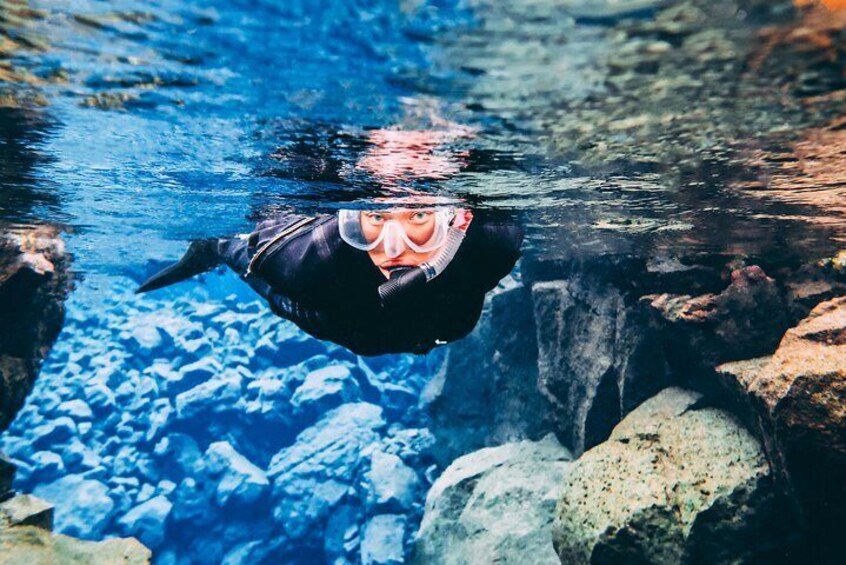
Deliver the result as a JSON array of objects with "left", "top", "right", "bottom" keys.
[
  {"left": 138, "top": 203, "right": 521, "bottom": 355},
  {"left": 355, "top": 125, "right": 474, "bottom": 186}
]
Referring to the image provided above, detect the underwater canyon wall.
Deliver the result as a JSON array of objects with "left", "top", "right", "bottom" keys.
[
  {"left": 1, "top": 225, "right": 70, "bottom": 465},
  {"left": 424, "top": 249, "right": 846, "bottom": 563}
]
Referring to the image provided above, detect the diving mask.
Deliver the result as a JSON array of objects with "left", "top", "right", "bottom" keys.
[{"left": 338, "top": 208, "right": 454, "bottom": 257}]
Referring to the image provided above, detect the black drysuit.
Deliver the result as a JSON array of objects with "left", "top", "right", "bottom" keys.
[{"left": 145, "top": 213, "right": 522, "bottom": 356}]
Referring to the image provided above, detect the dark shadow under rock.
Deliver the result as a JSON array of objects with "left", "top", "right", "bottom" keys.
[{"left": 424, "top": 278, "right": 554, "bottom": 466}]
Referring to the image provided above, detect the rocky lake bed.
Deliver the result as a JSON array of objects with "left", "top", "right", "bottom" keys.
[{"left": 2, "top": 271, "right": 443, "bottom": 564}]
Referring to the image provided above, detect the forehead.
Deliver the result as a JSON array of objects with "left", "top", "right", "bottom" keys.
[{"left": 362, "top": 208, "right": 436, "bottom": 217}]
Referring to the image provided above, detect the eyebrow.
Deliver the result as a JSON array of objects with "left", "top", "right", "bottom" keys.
[{"left": 363, "top": 209, "right": 432, "bottom": 218}]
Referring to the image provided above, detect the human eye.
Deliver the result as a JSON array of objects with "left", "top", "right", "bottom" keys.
[
  {"left": 365, "top": 212, "right": 385, "bottom": 225},
  {"left": 409, "top": 210, "right": 432, "bottom": 224}
]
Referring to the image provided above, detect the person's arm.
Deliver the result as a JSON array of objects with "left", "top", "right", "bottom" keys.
[{"left": 465, "top": 218, "right": 523, "bottom": 293}]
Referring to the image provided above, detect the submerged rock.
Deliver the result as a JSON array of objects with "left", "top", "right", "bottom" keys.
[
  {"left": 152, "top": 433, "right": 202, "bottom": 479},
  {"left": 0, "top": 275, "right": 445, "bottom": 563},
  {"left": 413, "top": 434, "right": 572, "bottom": 565},
  {"left": 161, "top": 357, "right": 221, "bottom": 396},
  {"left": 31, "top": 416, "right": 77, "bottom": 449},
  {"left": 365, "top": 451, "right": 419, "bottom": 513},
  {"left": 268, "top": 402, "right": 385, "bottom": 546},
  {"left": 29, "top": 451, "right": 65, "bottom": 483},
  {"left": 426, "top": 280, "right": 554, "bottom": 464},
  {"left": 124, "top": 325, "right": 166, "bottom": 355},
  {"left": 291, "top": 364, "right": 361, "bottom": 415},
  {"left": 645, "top": 266, "right": 789, "bottom": 372},
  {"left": 174, "top": 370, "right": 244, "bottom": 421},
  {"left": 55, "top": 399, "right": 93, "bottom": 421},
  {"left": 718, "top": 296, "right": 846, "bottom": 557},
  {"left": 169, "top": 477, "right": 214, "bottom": 526},
  {"left": 221, "top": 540, "right": 271, "bottom": 565},
  {"left": 533, "top": 273, "right": 669, "bottom": 454},
  {"left": 0, "top": 525, "right": 150, "bottom": 564},
  {"left": 117, "top": 495, "right": 172, "bottom": 550},
  {"left": 361, "top": 514, "right": 406, "bottom": 565},
  {"left": 203, "top": 441, "right": 269, "bottom": 507},
  {"left": 0, "top": 494, "right": 54, "bottom": 530},
  {"left": 33, "top": 474, "right": 114, "bottom": 540},
  {"left": 552, "top": 388, "right": 794, "bottom": 564}
]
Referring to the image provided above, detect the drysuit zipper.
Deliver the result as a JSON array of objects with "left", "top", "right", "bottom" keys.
[{"left": 245, "top": 216, "right": 317, "bottom": 277}]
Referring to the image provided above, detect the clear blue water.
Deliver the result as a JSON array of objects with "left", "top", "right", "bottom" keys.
[
  {"left": 4, "top": 0, "right": 478, "bottom": 270},
  {"left": 5, "top": 0, "right": 844, "bottom": 269},
  {"left": 0, "top": 2, "right": 488, "bottom": 562},
  {"left": 3, "top": 0, "right": 846, "bottom": 563}
]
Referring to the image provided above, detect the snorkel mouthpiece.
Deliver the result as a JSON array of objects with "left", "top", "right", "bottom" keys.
[
  {"left": 377, "top": 227, "right": 466, "bottom": 308},
  {"left": 378, "top": 267, "right": 428, "bottom": 306}
]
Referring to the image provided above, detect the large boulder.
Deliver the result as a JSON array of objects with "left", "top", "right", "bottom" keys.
[
  {"left": 425, "top": 280, "right": 554, "bottom": 465},
  {"left": 718, "top": 296, "right": 846, "bottom": 557},
  {"left": 533, "top": 272, "right": 669, "bottom": 454},
  {"left": 413, "top": 434, "right": 572, "bottom": 565},
  {"left": 645, "top": 266, "right": 789, "bottom": 376},
  {"left": 552, "top": 388, "right": 794, "bottom": 564}
]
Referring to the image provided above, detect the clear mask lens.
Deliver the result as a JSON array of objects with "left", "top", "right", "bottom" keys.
[{"left": 338, "top": 208, "right": 453, "bottom": 254}]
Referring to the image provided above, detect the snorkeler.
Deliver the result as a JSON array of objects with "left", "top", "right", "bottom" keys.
[{"left": 136, "top": 206, "right": 522, "bottom": 355}]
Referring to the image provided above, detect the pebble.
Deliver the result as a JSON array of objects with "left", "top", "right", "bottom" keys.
[{"left": 117, "top": 495, "right": 172, "bottom": 549}]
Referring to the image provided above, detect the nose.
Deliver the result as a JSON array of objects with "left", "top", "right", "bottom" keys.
[{"left": 381, "top": 221, "right": 406, "bottom": 258}]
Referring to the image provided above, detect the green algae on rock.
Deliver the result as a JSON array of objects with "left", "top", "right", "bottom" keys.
[{"left": 552, "top": 388, "right": 795, "bottom": 564}]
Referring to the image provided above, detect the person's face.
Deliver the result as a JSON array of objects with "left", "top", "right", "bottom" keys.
[{"left": 362, "top": 209, "right": 440, "bottom": 279}]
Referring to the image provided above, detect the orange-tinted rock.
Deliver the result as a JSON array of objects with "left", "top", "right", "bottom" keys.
[
  {"left": 645, "top": 266, "right": 789, "bottom": 368},
  {"left": 749, "top": 296, "right": 846, "bottom": 458},
  {"left": 718, "top": 296, "right": 846, "bottom": 560}
]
